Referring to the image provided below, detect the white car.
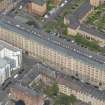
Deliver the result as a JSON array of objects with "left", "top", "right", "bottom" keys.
[
  {"left": 44, "top": 14, "right": 48, "bottom": 18},
  {"left": 16, "top": 24, "right": 20, "bottom": 28},
  {"left": 19, "top": 5, "right": 22, "bottom": 9},
  {"left": 60, "top": 3, "right": 65, "bottom": 7},
  {"left": 64, "top": 0, "right": 68, "bottom": 3},
  {"left": 14, "top": 74, "right": 18, "bottom": 79}
]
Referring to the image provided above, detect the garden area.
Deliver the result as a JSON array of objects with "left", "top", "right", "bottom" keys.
[
  {"left": 86, "top": 4, "right": 105, "bottom": 32},
  {"left": 74, "top": 34, "right": 105, "bottom": 53},
  {"left": 44, "top": 0, "right": 85, "bottom": 34},
  {"left": 31, "top": 81, "right": 77, "bottom": 105},
  {"left": 44, "top": 83, "right": 77, "bottom": 105},
  {"left": 47, "top": 0, "right": 56, "bottom": 11}
]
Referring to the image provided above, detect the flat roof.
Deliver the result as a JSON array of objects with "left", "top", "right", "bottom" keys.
[
  {"left": 0, "top": 58, "right": 8, "bottom": 68},
  {"left": 0, "top": 40, "right": 22, "bottom": 52}
]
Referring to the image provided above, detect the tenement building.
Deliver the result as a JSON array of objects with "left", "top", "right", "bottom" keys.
[
  {"left": 30, "top": 63, "right": 105, "bottom": 105},
  {"left": 53, "top": 0, "right": 62, "bottom": 6},
  {"left": 90, "top": 0, "right": 105, "bottom": 6},
  {"left": 26, "top": 0, "right": 47, "bottom": 16},
  {"left": 0, "top": 40, "right": 22, "bottom": 70},
  {"left": 57, "top": 74, "right": 105, "bottom": 105},
  {"left": 10, "top": 84, "right": 44, "bottom": 105},
  {"left": 0, "top": 0, "right": 21, "bottom": 14},
  {"left": 64, "top": 0, "right": 105, "bottom": 47},
  {"left": 0, "top": 19, "right": 105, "bottom": 89}
]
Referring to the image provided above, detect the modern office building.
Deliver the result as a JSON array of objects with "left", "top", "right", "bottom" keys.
[
  {"left": 0, "top": 40, "right": 22, "bottom": 84},
  {"left": 26, "top": 0, "right": 47, "bottom": 16},
  {"left": 0, "top": 19, "right": 105, "bottom": 89},
  {"left": 0, "top": 58, "right": 11, "bottom": 85},
  {"left": 90, "top": 0, "right": 105, "bottom": 6},
  {"left": 0, "top": 40, "right": 22, "bottom": 70},
  {"left": 0, "top": 90, "right": 8, "bottom": 105}
]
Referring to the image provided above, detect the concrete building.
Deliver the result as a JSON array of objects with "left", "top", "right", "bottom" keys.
[
  {"left": 0, "top": 90, "right": 8, "bottom": 105},
  {"left": 90, "top": 0, "right": 105, "bottom": 6},
  {"left": 10, "top": 84, "right": 44, "bottom": 105},
  {"left": 0, "top": 40, "right": 22, "bottom": 70},
  {"left": 0, "top": 40, "right": 22, "bottom": 84},
  {"left": 0, "top": 19, "right": 105, "bottom": 89},
  {"left": 26, "top": 0, "right": 47, "bottom": 16},
  {"left": 0, "top": 58, "right": 11, "bottom": 84}
]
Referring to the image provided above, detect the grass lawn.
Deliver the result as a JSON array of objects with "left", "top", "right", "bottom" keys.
[
  {"left": 44, "top": 83, "right": 77, "bottom": 105},
  {"left": 44, "top": 16, "right": 67, "bottom": 34},
  {"left": 47, "top": 0, "right": 56, "bottom": 11}
]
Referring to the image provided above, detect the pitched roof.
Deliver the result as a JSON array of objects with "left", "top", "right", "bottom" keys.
[
  {"left": 67, "top": 0, "right": 92, "bottom": 29},
  {"left": 80, "top": 24, "right": 105, "bottom": 40}
]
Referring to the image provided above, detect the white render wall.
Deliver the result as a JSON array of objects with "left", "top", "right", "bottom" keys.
[
  {"left": 0, "top": 42, "right": 22, "bottom": 70},
  {"left": 0, "top": 63, "right": 11, "bottom": 84}
]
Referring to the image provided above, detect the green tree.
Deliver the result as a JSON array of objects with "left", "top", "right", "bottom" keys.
[
  {"left": 54, "top": 94, "right": 77, "bottom": 105},
  {"left": 45, "top": 82, "right": 59, "bottom": 97}
]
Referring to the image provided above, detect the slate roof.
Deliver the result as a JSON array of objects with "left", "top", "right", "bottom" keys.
[
  {"left": 57, "top": 72, "right": 105, "bottom": 101},
  {"left": 67, "top": 0, "right": 92, "bottom": 29},
  {"left": 80, "top": 24, "right": 105, "bottom": 40}
]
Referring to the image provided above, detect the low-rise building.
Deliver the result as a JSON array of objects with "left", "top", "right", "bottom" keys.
[{"left": 26, "top": 0, "right": 47, "bottom": 16}]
